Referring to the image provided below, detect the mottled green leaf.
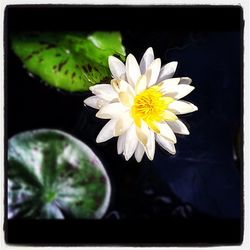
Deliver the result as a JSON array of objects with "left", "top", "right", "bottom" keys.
[
  {"left": 8, "top": 129, "right": 111, "bottom": 219},
  {"left": 11, "top": 32, "right": 126, "bottom": 92}
]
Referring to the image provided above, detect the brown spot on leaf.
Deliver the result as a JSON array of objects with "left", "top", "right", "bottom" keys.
[
  {"left": 58, "top": 59, "right": 68, "bottom": 71},
  {"left": 24, "top": 54, "right": 33, "bottom": 61},
  {"left": 82, "top": 65, "right": 88, "bottom": 72},
  {"left": 24, "top": 49, "right": 42, "bottom": 61},
  {"left": 87, "top": 64, "right": 92, "bottom": 72}
]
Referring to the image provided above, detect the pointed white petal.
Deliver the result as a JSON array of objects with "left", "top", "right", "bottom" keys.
[
  {"left": 117, "top": 133, "right": 126, "bottom": 155},
  {"left": 126, "top": 54, "right": 141, "bottom": 87},
  {"left": 145, "top": 58, "right": 161, "bottom": 87},
  {"left": 155, "top": 122, "right": 177, "bottom": 143},
  {"left": 139, "top": 47, "right": 154, "bottom": 74},
  {"left": 168, "top": 100, "right": 198, "bottom": 115},
  {"left": 84, "top": 96, "right": 107, "bottom": 109},
  {"left": 165, "top": 85, "right": 195, "bottom": 100},
  {"left": 179, "top": 77, "right": 192, "bottom": 85},
  {"left": 90, "top": 84, "right": 118, "bottom": 101},
  {"left": 158, "top": 61, "right": 178, "bottom": 82},
  {"left": 96, "top": 119, "right": 117, "bottom": 143},
  {"left": 124, "top": 125, "right": 138, "bottom": 161},
  {"left": 135, "top": 121, "right": 150, "bottom": 146},
  {"left": 145, "top": 130, "right": 155, "bottom": 161},
  {"left": 134, "top": 142, "right": 145, "bottom": 162},
  {"left": 96, "top": 103, "right": 128, "bottom": 119},
  {"left": 156, "top": 134, "right": 176, "bottom": 155},
  {"left": 135, "top": 75, "right": 147, "bottom": 94},
  {"left": 160, "top": 78, "right": 181, "bottom": 94},
  {"left": 108, "top": 56, "right": 126, "bottom": 79},
  {"left": 114, "top": 112, "right": 133, "bottom": 136},
  {"left": 90, "top": 84, "right": 112, "bottom": 93},
  {"left": 167, "top": 119, "right": 190, "bottom": 135}
]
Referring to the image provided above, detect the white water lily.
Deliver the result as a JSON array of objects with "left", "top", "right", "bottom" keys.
[{"left": 84, "top": 47, "right": 198, "bottom": 162}]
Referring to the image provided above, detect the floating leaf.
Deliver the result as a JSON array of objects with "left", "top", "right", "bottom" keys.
[
  {"left": 11, "top": 32, "right": 126, "bottom": 92},
  {"left": 8, "top": 129, "right": 111, "bottom": 219}
]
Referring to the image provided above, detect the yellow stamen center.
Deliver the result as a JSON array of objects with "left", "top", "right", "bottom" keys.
[{"left": 131, "top": 86, "right": 176, "bottom": 131}]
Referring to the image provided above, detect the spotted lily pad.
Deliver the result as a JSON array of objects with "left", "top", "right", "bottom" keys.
[
  {"left": 8, "top": 129, "right": 111, "bottom": 219},
  {"left": 11, "top": 32, "right": 126, "bottom": 92}
]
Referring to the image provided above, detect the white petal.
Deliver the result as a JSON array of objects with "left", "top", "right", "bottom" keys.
[
  {"left": 164, "top": 85, "right": 195, "bottom": 100},
  {"left": 84, "top": 96, "right": 107, "bottom": 109},
  {"left": 157, "top": 61, "right": 178, "bottom": 82},
  {"left": 163, "top": 110, "right": 178, "bottom": 121},
  {"left": 134, "top": 142, "right": 145, "bottom": 162},
  {"left": 96, "top": 119, "right": 117, "bottom": 143},
  {"left": 156, "top": 134, "right": 176, "bottom": 155},
  {"left": 96, "top": 103, "right": 128, "bottom": 119},
  {"left": 179, "top": 77, "right": 192, "bottom": 85},
  {"left": 168, "top": 100, "right": 198, "bottom": 115},
  {"left": 126, "top": 54, "right": 141, "bottom": 87},
  {"left": 135, "top": 121, "right": 150, "bottom": 146},
  {"left": 117, "top": 133, "right": 126, "bottom": 155},
  {"left": 145, "top": 58, "right": 161, "bottom": 87},
  {"left": 167, "top": 119, "right": 190, "bottom": 135},
  {"left": 90, "top": 84, "right": 118, "bottom": 101},
  {"left": 155, "top": 122, "right": 177, "bottom": 143},
  {"left": 160, "top": 78, "right": 181, "bottom": 94},
  {"left": 114, "top": 112, "right": 133, "bottom": 136},
  {"left": 123, "top": 125, "right": 138, "bottom": 161},
  {"left": 139, "top": 47, "right": 154, "bottom": 74},
  {"left": 108, "top": 56, "right": 126, "bottom": 79},
  {"left": 119, "top": 91, "right": 134, "bottom": 107},
  {"left": 135, "top": 75, "right": 147, "bottom": 94},
  {"left": 111, "top": 79, "right": 135, "bottom": 96},
  {"left": 145, "top": 130, "right": 155, "bottom": 161}
]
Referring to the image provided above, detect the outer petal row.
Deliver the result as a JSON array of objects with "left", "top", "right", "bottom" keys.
[
  {"left": 139, "top": 47, "right": 154, "bottom": 74},
  {"left": 84, "top": 96, "right": 108, "bottom": 109},
  {"left": 126, "top": 54, "right": 141, "bottom": 87},
  {"left": 90, "top": 84, "right": 118, "bottom": 101},
  {"left": 157, "top": 61, "right": 178, "bottom": 83},
  {"left": 168, "top": 100, "right": 198, "bottom": 115},
  {"left": 156, "top": 134, "right": 176, "bottom": 155},
  {"left": 108, "top": 56, "right": 126, "bottom": 80}
]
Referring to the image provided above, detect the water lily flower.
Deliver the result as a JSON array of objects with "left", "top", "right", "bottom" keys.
[{"left": 84, "top": 47, "right": 198, "bottom": 162}]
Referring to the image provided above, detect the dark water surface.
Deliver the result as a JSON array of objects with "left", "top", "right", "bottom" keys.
[{"left": 5, "top": 6, "right": 243, "bottom": 245}]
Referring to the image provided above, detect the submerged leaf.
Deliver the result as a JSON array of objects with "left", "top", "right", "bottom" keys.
[
  {"left": 11, "top": 32, "right": 126, "bottom": 92},
  {"left": 8, "top": 129, "right": 111, "bottom": 219}
]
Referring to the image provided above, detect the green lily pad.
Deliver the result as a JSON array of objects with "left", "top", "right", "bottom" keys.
[
  {"left": 11, "top": 31, "right": 126, "bottom": 92},
  {"left": 8, "top": 129, "right": 111, "bottom": 219}
]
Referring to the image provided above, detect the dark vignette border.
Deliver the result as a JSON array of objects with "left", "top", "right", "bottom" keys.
[{"left": 4, "top": 4, "right": 244, "bottom": 246}]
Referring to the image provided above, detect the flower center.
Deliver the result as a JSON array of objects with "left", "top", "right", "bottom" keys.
[{"left": 131, "top": 86, "right": 174, "bottom": 129}]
